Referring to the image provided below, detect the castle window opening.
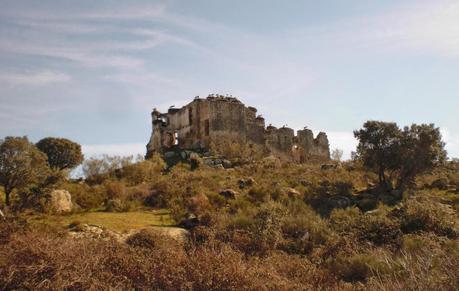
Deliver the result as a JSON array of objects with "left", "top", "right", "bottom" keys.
[{"left": 174, "top": 131, "right": 179, "bottom": 145}]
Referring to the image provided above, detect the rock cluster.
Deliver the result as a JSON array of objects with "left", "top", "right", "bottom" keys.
[{"left": 48, "top": 189, "right": 73, "bottom": 213}]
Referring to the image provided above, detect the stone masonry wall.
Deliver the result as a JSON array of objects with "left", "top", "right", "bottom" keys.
[{"left": 146, "top": 95, "right": 330, "bottom": 161}]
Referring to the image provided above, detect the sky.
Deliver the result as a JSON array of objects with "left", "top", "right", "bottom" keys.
[{"left": 1, "top": 0, "right": 458, "bottom": 159}]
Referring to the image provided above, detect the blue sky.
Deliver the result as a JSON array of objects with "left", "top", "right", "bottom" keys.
[{"left": 1, "top": 0, "right": 458, "bottom": 159}]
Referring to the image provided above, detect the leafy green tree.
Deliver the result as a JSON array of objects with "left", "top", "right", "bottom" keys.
[
  {"left": 354, "top": 121, "right": 446, "bottom": 190},
  {"left": 0, "top": 137, "right": 49, "bottom": 206},
  {"left": 354, "top": 121, "right": 401, "bottom": 188},
  {"left": 36, "top": 137, "right": 83, "bottom": 170},
  {"left": 396, "top": 124, "right": 446, "bottom": 189}
]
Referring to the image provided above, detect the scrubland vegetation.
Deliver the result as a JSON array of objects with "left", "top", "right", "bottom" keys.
[{"left": 0, "top": 122, "right": 458, "bottom": 290}]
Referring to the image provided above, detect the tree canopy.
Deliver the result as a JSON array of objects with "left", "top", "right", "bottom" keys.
[
  {"left": 0, "top": 136, "right": 49, "bottom": 206},
  {"left": 354, "top": 121, "right": 446, "bottom": 190},
  {"left": 36, "top": 137, "right": 83, "bottom": 170}
]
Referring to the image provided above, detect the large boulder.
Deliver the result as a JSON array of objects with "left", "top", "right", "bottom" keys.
[
  {"left": 49, "top": 189, "right": 72, "bottom": 213},
  {"left": 222, "top": 159, "right": 232, "bottom": 169}
]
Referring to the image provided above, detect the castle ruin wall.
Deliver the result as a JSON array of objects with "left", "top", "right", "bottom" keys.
[{"left": 146, "top": 95, "right": 330, "bottom": 162}]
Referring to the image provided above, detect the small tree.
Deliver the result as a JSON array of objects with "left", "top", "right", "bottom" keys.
[
  {"left": 0, "top": 137, "right": 49, "bottom": 206},
  {"left": 396, "top": 124, "right": 446, "bottom": 189},
  {"left": 331, "top": 149, "right": 344, "bottom": 162},
  {"left": 354, "top": 121, "right": 446, "bottom": 190},
  {"left": 36, "top": 137, "right": 84, "bottom": 170},
  {"left": 354, "top": 121, "right": 401, "bottom": 188},
  {"left": 82, "top": 155, "right": 134, "bottom": 183}
]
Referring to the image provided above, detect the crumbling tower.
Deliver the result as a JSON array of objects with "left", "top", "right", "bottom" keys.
[{"left": 146, "top": 94, "right": 330, "bottom": 161}]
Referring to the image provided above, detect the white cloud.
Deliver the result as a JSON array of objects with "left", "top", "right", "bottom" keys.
[
  {"left": 0, "top": 70, "right": 71, "bottom": 86},
  {"left": 326, "top": 131, "right": 357, "bottom": 160},
  {"left": 0, "top": 4, "right": 199, "bottom": 72},
  {"left": 285, "top": 1, "right": 459, "bottom": 58},
  {"left": 82, "top": 143, "right": 146, "bottom": 158},
  {"left": 0, "top": 2, "right": 166, "bottom": 21},
  {"left": 441, "top": 128, "right": 459, "bottom": 159},
  {"left": 360, "top": 1, "right": 459, "bottom": 57}
]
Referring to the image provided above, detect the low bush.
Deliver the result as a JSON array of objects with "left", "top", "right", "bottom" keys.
[
  {"left": 330, "top": 207, "right": 401, "bottom": 247},
  {"left": 329, "top": 253, "right": 389, "bottom": 282},
  {"left": 430, "top": 177, "right": 449, "bottom": 190},
  {"left": 104, "top": 180, "right": 126, "bottom": 200},
  {"left": 61, "top": 182, "right": 106, "bottom": 210},
  {"left": 126, "top": 229, "right": 162, "bottom": 249},
  {"left": 118, "top": 156, "right": 166, "bottom": 186},
  {"left": 397, "top": 197, "right": 458, "bottom": 238}
]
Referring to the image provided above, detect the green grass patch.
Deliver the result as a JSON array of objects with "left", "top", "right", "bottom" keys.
[{"left": 26, "top": 209, "right": 175, "bottom": 232}]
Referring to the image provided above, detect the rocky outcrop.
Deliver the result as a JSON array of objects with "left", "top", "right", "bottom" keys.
[
  {"left": 48, "top": 189, "right": 72, "bottom": 213},
  {"left": 69, "top": 223, "right": 189, "bottom": 244}
]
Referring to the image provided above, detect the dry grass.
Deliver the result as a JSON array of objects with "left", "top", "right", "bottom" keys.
[
  {"left": 25, "top": 209, "right": 174, "bottom": 232},
  {"left": 0, "top": 229, "right": 340, "bottom": 290},
  {"left": 1, "top": 159, "right": 458, "bottom": 290}
]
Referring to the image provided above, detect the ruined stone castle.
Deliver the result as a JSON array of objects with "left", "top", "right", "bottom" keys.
[{"left": 146, "top": 95, "right": 330, "bottom": 162}]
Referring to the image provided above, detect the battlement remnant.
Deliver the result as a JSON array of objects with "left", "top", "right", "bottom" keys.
[{"left": 146, "top": 95, "right": 330, "bottom": 162}]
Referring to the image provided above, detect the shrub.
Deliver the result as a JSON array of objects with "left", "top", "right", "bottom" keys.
[
  {"left": 221, "top": 203, "right": 288, "bottom": 256},
  {"left": 119, "top": 157, "right": 165, "bottom": 186},
  {"left": 104, "top": 180, "right": 126, "bottom": 200},
  {"left": 186, "top": 193, "right": 211, "bottom": 215},
  {"left": 305, "top": 181, "right": 354, "bottom": 216},
  {"left": 207, "top": 192, "right": 226, "bottom": 208},
  {"left": 397, "top": 197, "right": 458, "bottom": 238},
  {"left": 126, "top": 184, "right": 151, "bottom": 202},
  {"left": 367, "top": 247, "right": 459, "bottom": 290},
  {"left": 61, "top": 182, "right": 105, "bottom": 210},
  {"left": 261, "top": 155, "right": 281, "bottom": 169},
  {"left": 189, "top": 153, "right": 203, "bottom": 170},
  {"left": 430, "top": 177, "right": 449, "bottom": 190},
  {"left": 247, "top": 186, "right": 269, "bottom": 203},
  {"left": 104, "top": 199, "right": 129, "bottom": 212},
  {"left": 357, "top": 197, "right": 378, "bottom": 212},
  {"left": 330, "top": 253, "right": 388, "bottom": 282},
  {"left": 330, "top": 208, "right": 401, "bottom": 247},
  {"left": 126, "top": 229, "right": 162, "bottom": 249},
  {"left": 0, "top": 218, "right": 27, "bottom": 245}
]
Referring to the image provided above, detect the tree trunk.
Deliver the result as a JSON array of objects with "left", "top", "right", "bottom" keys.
[
  {"left": 378, "top": 167, "right": 386, "bottom": 188},
  {"left": 4, "top": 189, "right": 11, "bottom": 207}
]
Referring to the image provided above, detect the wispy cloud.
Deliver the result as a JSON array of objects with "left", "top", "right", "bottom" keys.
[
  {"left": 0, "top": 70, "right": 71, "bottom": 86},
  {"left": 0, "top": 2, "right": 200, "bottom": 72},
  {"left": 0, "top": 0, "right": 457, "bottom": 159},
  {"left": 355, "top": 1, "right": 459, "bottom": 57},
  {"left": 0, "top": 2, "right": 166, "bottom": 21}
]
